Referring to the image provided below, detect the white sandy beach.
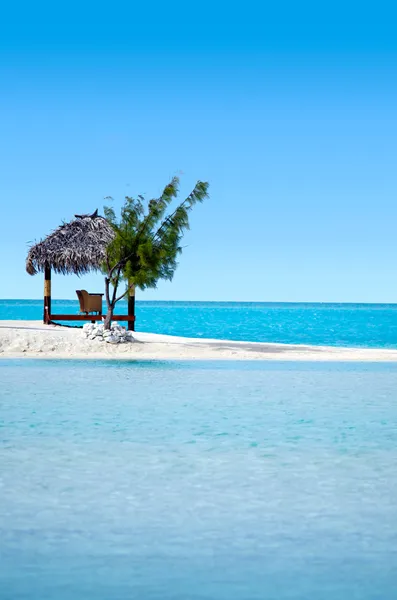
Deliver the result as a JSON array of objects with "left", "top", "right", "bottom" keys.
[{"left": 0, "top": 320, "right": 397, "bottom": 361}]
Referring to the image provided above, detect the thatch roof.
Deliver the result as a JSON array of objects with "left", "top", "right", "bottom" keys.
[{"left": 26, "top": 213, "right": 115, "bottom": 276}]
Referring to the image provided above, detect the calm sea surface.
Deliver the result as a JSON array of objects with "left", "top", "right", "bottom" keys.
[
  {"left": 1, "top": 299, "right": 397, "bottom": 348},
  {"left": 1, "top": 360, "right": 396, "bottom": 599}
]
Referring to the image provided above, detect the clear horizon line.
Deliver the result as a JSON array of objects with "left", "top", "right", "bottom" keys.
[{"left": 2, "top": 298, "right": 397, "bottom": 306}]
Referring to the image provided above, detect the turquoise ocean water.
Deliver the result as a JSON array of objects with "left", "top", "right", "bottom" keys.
[
  {"left": 1, "top": 360, "right": 397, "bottom": 599},
  {"left": 1, "top": 299, "right": 397, "bottom": 347}
]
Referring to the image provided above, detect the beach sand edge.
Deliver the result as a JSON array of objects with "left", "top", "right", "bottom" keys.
[{"left": 1, "top": 320, "right": 397, "bottom": 361}]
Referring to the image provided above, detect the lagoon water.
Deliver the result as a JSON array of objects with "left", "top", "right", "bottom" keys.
[
  {"left": 2, "top": 299, "right": 397, "bottom": 348},
  {"left": 1, "top": 360, "right": 397, "bottom": 599}
]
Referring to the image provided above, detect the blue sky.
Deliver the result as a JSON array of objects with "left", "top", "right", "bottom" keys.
[{"left": 1, "top": 1, "right": 396, "bottom": 302}]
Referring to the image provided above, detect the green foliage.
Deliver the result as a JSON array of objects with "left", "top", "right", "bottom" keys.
[{"left": 103, "top": 177, "right": 209, "bottom": 302}]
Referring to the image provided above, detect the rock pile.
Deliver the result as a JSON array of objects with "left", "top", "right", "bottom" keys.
[{"left": 82, "top": 322, "right": 135, "bottom": 344}]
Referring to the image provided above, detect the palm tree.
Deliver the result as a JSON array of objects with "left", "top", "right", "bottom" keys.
[{"left": 102, "top": 177, "right": 209, "bottom": 329}]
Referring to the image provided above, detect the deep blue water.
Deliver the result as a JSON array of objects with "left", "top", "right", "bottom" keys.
[
  {"left": 1, "top": 360, "right": 397, "bottom": 599},
  {"left": 1, "top": 299, "right": 397, "bottom": 348}
]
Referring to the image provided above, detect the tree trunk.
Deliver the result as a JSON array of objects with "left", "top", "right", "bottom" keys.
[
  {"left": 104, "top": 276, "right": 114, "bottom": 330},
  {"left": 104, "top": 306, "right": 114, "bottom": 330}
]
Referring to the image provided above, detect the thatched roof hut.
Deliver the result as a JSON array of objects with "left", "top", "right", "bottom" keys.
[
  {"left": 26, "top": 213, "right": 115, "bottom": 276},
  {"left": 26, "top": 211, "right": 137, "bottom": 328}
]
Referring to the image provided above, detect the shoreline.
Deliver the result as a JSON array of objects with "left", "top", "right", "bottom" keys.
[{"left": 1, "top": 320, "right": 397, "bottom": 361}]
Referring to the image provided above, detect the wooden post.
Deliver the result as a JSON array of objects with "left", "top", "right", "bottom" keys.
[
  {"left": 43, "top": 263, "right": 51, "bottom": 324},
  {"left": 128, "top": 282, "right": 135, "bottom": 331}
]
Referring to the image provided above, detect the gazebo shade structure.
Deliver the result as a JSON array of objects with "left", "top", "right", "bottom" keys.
[
  {"left": 26, "top": 213, "right": 136, "bottom": 329},
  {"left": 26, "top": 214, "right": 115, "bottom": 277}
]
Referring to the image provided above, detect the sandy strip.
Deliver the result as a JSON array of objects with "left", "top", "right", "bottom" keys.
[{"left": 0, "top": 320, "right": 396, "bottom": 362}]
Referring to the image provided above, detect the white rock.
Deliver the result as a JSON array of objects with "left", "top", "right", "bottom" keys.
[{"left": 82, "top": 322, "right": 135, "bottom": 344}]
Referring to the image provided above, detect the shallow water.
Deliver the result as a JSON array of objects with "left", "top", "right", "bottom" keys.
[
  {"left": 1, "top": 360, "right": 397, "bottom": 599},
  {"left": 2, "top": 300, "right": 397, "bottom": 347}
]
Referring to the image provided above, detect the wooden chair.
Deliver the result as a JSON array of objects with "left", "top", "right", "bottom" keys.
[{"left": 76, "top": 290, "right": 103, "bottom": 315}]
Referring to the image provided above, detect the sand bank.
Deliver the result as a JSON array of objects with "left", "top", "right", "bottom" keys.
[{"left": 0, "top": 320, "right": 397, "bottom": 361}]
